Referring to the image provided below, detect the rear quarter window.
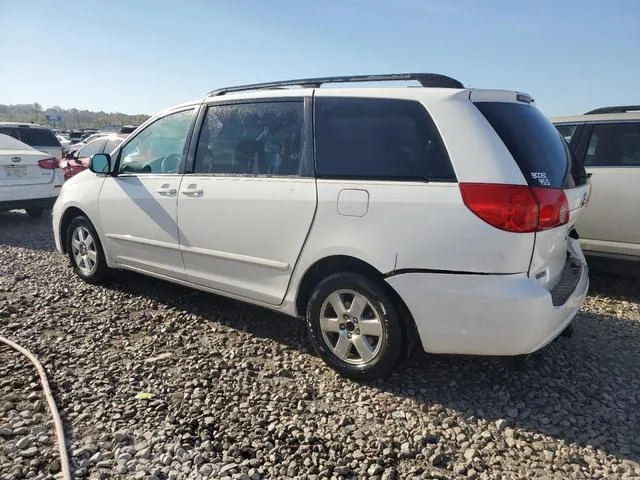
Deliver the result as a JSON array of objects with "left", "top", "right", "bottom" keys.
[
  {"left": 555, "top": 124, "right": 579, "bottom": 143},
  {"left": 315, "top": 97, "right": 455, "bottom": 181},
  {"left": 475, "top": 102, "right": 569, "bottom": 188}
]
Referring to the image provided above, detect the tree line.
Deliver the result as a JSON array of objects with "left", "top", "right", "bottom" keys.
[{"left": 0, "top": 103, "right": 150, "bottom": 130}]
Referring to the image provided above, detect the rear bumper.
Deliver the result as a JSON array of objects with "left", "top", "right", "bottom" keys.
[
  {"left": 386, "top": 238, "right": 589, "bottom": 356},
  {"left": 0, "top": 196, "right": 57, "bottom": 211}
]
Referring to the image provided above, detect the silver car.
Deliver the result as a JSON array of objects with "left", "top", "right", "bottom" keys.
[{"left": 552, "top": 106, "right": 640, "bottom": 261}]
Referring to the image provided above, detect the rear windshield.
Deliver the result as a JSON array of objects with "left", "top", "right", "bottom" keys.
[
  {"left": 19, "top": 128, "right": 61, "bottom": 147},
  {"left": 0, "top": 126, "right": 61, "bottom": 147},
  {"left": 474, "top": 102, "right": 570, "bottom": 188}
]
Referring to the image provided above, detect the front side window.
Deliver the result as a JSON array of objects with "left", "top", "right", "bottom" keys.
[
  {"left": 584, "top": 123, "right": 640, "bottom": 167},
  {"left": 118, "top": 109, "right": 194, "bottom": 174},
  {"left": 194, "top": 101, "right": 305, "bottom": 176},
  {"left": 78, "top": 139, "right": 107, "bottom": 159}
]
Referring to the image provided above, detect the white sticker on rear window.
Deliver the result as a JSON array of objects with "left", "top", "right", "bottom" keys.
[{"left": 531, "top": 171, "right": 551, "bottom": 186}]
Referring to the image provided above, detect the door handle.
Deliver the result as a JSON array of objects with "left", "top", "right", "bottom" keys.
[
  {"left": 181, "top": 184, "right": 203, "bottom": 197},
  {"left": 157, "top": 186, "right": 177, "bottom": 195}
]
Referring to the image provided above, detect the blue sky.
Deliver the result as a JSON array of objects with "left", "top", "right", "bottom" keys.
[{"left": 1, "top": 0, "right": 638, "bottom": 117}]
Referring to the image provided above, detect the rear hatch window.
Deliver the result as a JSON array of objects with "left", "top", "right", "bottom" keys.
[
  {"left": 474, "top": 102, "right": 586, "bottom": 188},
  {"left": 0, "top": 126, "right": 61, "bottom": 147},
  {"left": 18, "top": 128, "right": 61, "bottom": 147},
  {"left": 475, "top": 101, "right": 591, "bottom": 293}
]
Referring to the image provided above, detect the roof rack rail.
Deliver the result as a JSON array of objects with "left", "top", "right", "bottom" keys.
[
  {"left": 585, "top": 105, "right": 640, "bottom": 115},
  {"left": 206, "top": 73, "right": 463, "bottom": 97}
]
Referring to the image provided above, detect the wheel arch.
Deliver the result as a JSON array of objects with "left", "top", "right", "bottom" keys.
[
  {"left": 59, "top": 206, "right": 93, "bottom": 254},
  {"left": 294, "top": 255, "right": 420, "bottom": 357}
]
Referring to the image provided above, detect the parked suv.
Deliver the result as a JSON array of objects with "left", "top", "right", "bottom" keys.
[
  {"left": 1, "top": 134, "right": 64, "bottom": 217},
  {"left": 0, "top": 122, "right": 63, "bottom": 162},
  {"left": 552, "top": 106, "right": 640, "bottom": 260},
  {"left": 53, "top": 74, "right": 590, "bottom": 379}
]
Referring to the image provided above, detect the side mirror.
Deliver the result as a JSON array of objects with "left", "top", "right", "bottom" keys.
[
  {"left": 89, "top": 153, "right": 111, "bottom": 174},
  {"left": 65, "top": 151, "right": 75, "bottom": 160}
]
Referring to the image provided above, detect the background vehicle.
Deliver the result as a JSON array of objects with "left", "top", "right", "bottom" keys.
[
  {"left": 552, "top": 105, "right": 640, "bottom": 260},
  {"left": 53, "top": 73, "right": 590, "bottom": 380},
  {"left": 120, "top": 125, "right": 138, "bottom": 134},
  {"left": 69, "top": 130, "right": 84, "bottom": 144},
  {"left": 56, "top": 134, "right": 72, "bottom": 153},
  {"left": 0, "top": 133, "right": 63, "bottom": 217},
  {"left": 0, "top": 122, "right": 63, "bottom": 162},
  {"left": 61, "top": 134, "right": 125, "bottom": 180},
  {"left": 68, "top": 131, "right": 114, "bottom": 154}
]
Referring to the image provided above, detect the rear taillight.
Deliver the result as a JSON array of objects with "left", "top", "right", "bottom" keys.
[
  {"left": 459, "top": 183, "right": 568, "bottom": 233},
  {"left": 531, "top": 187, "right": 569, "bottom": 230},
  {"left": 38, "top": 157, "right": 59, "bottom": 169}
]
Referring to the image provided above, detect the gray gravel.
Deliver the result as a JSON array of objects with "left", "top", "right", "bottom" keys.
[{"left": 1, "top": 209, "right": 640, "bottom": 480}]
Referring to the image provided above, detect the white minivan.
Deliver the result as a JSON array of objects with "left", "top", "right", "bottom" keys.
[
  {"left": 52, "top": 74, "right": 591, "bottom": 379},
  {"left": 552, "top": 106, "right": 640, "bottom": 260}
]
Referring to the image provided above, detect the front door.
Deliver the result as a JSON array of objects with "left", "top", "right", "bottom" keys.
[
  {"left": 177, "top": 99, "right": 317, "bottom": 305},
  {"left": 99, "top": 108, "right": 196, "bottom": 279}
]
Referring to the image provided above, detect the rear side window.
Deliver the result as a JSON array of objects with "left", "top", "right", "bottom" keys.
[
  {"left": 315, "top": 97, "right": 455, "bottom": 181},
  {"left": 584, "top": 123, "right": 640, "bottom": 166},
  {"left": 194, "top": 101, "right": 306, "bottom": 176},
  {"left": 475, "top": 102, "right": 569, "bottom": 188},
  {"left": 17, "top": 128, "right": 61, "bottom": 147}
]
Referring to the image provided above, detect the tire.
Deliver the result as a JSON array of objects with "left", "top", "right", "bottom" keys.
[
  {"left": 306, "top": 272, "right": 404, "bottom": 381},
  {"left": 66, "top": 215, "right": 109, "bottom": 284},
  {"left": 26, "top": 207, "right": 46, "bottom": 218}
]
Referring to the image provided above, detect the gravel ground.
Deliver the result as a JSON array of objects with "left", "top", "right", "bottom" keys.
[{"left": 1, "top": 210, "right": 639, "bottom": 480}]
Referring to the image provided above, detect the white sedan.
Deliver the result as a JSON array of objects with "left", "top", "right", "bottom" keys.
[
  {"left": 69, "top": 132, "right": 111, "bottom": 153},
  {"left": 0, "top": 134, "right": 64, "bottom": 217}
]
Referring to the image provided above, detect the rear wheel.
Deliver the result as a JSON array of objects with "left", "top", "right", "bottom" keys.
[
  {"left": 26, "top": 207, "right": 46, "bottom": 218},
  {"left": 306, "top": 272, "right": 404, "bottom": 380},
  {"left": 66, "top": 216, "right": 109, "bottom": 284}
]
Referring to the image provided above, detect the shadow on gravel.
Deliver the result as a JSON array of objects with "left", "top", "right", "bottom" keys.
[
  {"left": 102, "top": 269, "right": 640, "bottom": 463},
  {"left": 378, "top": 311, "right": 640, "bottom": 464},
  {"left": 587, "top": 257, "right": 640, "bottom": 303},
  {"left": 104, "top": 270, "right": 309, "bottom": 352},
  {"left": 0, "top": 211, "right": 55, "bottom": 251}
]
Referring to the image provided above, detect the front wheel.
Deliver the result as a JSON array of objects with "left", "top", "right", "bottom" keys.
[
  {"left": 305, "top": 272, "right": 404, "bottom": 381},
  {"left": 66, "top": 216, "right": 109, "bottom": 284}
]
